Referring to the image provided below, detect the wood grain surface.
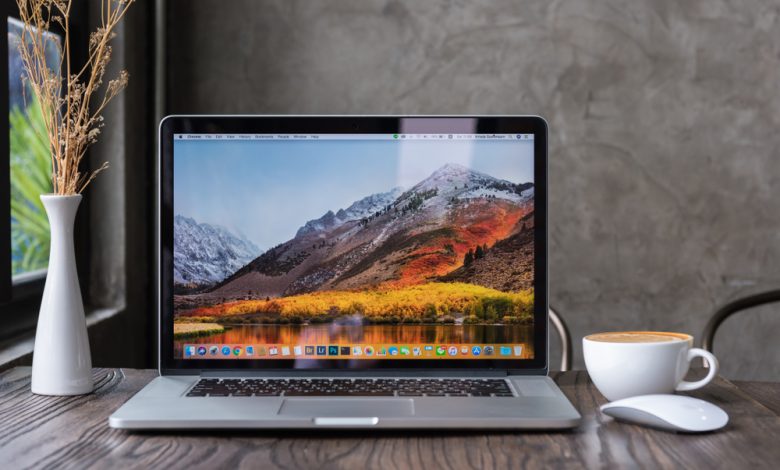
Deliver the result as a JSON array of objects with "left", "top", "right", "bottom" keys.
[{"left": 1, "top": 367, "right": 778, "bottom": 469}]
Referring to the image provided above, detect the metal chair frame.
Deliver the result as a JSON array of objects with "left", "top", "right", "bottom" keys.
[
  {"left": 701, "top": 289, "right": 780, "bottom": 353},
  {"left": 549, "top": 306, "right": 572, "bottom": 372}
]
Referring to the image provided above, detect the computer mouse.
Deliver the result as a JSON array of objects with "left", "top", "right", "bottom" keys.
[{"left": 600, "top": 394, "right": 729, "bottom": 433}]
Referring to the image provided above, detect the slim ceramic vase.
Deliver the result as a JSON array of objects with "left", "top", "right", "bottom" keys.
[{"left": 31, "top": 194, "right": 93, "bottom": 396}]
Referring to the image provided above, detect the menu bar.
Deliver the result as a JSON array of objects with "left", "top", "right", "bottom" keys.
[
  {"left": 174, "top": 133, "right": 534, "bottom": 141},
  {"left": 183, "top": 343, "right": 526, "bottom": 359}
]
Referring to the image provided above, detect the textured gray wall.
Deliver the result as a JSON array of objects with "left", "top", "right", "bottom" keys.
[{"left": 167, "top": 0, "right": 780, "bottom": 380}]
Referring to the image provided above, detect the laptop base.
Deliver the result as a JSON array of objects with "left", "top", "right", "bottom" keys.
[{"left": 109, "top": 375, "right": 581, "bottom": 430}]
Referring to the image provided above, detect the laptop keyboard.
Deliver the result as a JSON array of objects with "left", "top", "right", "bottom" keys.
[{"left": 186, "top": 378, "right": 515, "bottom": 397}]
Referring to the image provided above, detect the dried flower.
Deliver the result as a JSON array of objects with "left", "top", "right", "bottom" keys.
[{"left": 16, "top": 0, "right": 135, "bottom": 195}]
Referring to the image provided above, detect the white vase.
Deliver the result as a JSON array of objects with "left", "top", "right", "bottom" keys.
[{"left": 31, "top": 194, "right": 93, "bottom": 396}]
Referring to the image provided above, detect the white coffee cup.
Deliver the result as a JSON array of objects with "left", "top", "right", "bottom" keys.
[{"left": 583, "top": 331, "right": 719, "bottom": 402}]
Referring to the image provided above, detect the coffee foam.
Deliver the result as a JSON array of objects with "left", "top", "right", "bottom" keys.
[{"left": 586, "top": 331, "right": 689, "bottom": 344}]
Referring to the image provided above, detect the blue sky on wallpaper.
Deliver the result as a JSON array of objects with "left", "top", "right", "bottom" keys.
[{"left": 173, "top": 139, "right": 534, "bottom": 248}]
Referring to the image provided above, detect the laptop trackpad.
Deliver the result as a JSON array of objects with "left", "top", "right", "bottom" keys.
[{"left": 279, "top": 399, "right": 414, "bottom": 417}]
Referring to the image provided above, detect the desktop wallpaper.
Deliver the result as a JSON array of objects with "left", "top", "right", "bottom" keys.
[{"left": 172, "top": 136, "right": 536, "bottom": 360}]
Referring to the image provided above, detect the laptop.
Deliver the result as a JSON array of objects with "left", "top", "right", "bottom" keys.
[{"left": 109, "top": 115, "right": 581, "bottom": 430}]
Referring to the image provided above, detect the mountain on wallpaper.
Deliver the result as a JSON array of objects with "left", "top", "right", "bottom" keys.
[
  {"left": 204, "top": 163, "right": 535, "bottom": 298},
  {"left": 173, "top": 215, "right": 262, "bottom": 292}
]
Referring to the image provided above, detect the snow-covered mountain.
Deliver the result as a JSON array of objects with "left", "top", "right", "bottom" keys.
[
  {"left": 410, "top": 163, "right": 532, "bottom": 203},
  {"left": 174, "top": 215, "right": 262, "bottom": 289},
  {"left": 210, "top": 164, "right": 533, "bottom": 298},
  {"left": 296, "top": 187, "right": 404, "bottom": 236}
]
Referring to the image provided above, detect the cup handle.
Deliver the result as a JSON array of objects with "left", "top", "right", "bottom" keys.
[{"left": 676, "top": 348, "right": 719, "bottom": 392}]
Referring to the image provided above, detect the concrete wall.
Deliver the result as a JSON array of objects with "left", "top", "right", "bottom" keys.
[{"left": 167, "top": 0, "right": 780, "bottom": 380}]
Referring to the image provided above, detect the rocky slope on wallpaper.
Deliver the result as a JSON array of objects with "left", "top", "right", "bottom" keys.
[
  {"left": 208, "top": 163, "right": 534, "bottom": 299},
  {"left": 173, "top": 215, "right": 262, "bottom": 292},
  {"left": 297, "top": 187, "right": 404, "bottom": 236}
]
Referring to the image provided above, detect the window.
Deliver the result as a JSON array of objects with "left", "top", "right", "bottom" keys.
[
  {"left": 8, "top": 17, "right": 57, "bottom": 283},
  {"left": 1, "top": 2, "right": 90, "bottom": 340}
]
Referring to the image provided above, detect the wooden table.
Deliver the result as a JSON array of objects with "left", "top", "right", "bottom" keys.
[{"left": 1, "top": 368, "right": 779, "bottom": 469}]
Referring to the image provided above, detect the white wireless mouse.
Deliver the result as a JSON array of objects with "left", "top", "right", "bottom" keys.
[{"left": 600, "top": 394, "right": 729, "bottom": 433}]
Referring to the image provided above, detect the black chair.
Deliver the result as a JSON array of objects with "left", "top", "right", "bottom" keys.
[
  {"left": 701, "top": 289, "right": 780, "bottom": 353},
  {"left": 549, "top": 306, "right": 572, "bottom": 372}
]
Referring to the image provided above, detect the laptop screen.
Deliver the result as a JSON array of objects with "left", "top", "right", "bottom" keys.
[{"left": 172, "top": 132, "right": 536, "bottom": 362}]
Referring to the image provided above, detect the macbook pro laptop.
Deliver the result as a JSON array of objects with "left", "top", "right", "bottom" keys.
[{"left": 109, "top": 115, "right": 581, "bottom": 429}]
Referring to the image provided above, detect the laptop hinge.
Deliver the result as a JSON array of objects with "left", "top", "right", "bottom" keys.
[{"left": 200, "top": 370, "right": 509, "bottom": 378}]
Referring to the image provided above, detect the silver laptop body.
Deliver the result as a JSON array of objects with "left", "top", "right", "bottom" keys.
[{"left": 109, "top": 115, "right": 581, "bottom": 430}]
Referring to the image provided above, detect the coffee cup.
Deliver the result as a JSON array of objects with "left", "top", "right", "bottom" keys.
[{"left": 583, "top": 331, "right": 719, "bottom": 402}]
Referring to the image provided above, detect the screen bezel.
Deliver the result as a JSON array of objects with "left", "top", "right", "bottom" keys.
[{"left": 159, "top": 116, "right": 548, "bottom": 375}]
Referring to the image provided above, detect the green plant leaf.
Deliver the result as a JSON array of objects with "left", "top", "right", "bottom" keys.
[{"left": 10, "top": 96, "right": 53, "bottom": 276}]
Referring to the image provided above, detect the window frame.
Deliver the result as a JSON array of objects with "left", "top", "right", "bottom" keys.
[{"left": 1, "top": 1, "right": 92, "bottom": 341}]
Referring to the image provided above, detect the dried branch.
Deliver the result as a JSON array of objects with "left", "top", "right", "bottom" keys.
[{"left": 15, "top": 0, "right": 134, "bottom": 195}]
